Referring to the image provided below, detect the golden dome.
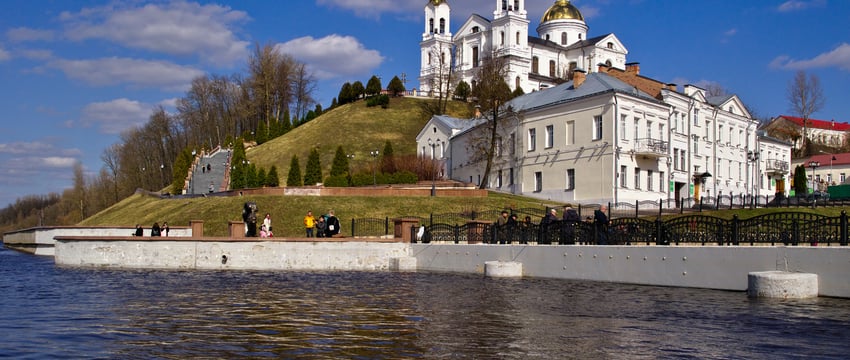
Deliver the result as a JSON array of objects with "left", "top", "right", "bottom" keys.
[
  {"left": 429, "top": 0, "right": 447, "bottom": 5},
  {"left": 541, "top": 0, "right": 584, "bottom": 22}
]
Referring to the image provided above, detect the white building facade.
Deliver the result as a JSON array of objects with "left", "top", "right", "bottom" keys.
[{"left": 419, "top": 0, "right": 628, "bottom": 97}]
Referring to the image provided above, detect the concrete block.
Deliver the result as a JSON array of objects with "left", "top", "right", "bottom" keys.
[
  {"left": 748, "top": 271, "right": 818, "bottom": 299},
  {"left": 390, "top": 257, "right": 417, "bottom": 272},
  {"left": 485, "top": 261, "right": 522, "bottom": 278}
]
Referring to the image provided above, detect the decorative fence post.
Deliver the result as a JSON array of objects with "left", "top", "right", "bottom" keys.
[
  {"left": 655, "top": 218, "right": 666, "bottom": 245},
  {"left": 731, "top": 215, "right": 739, "bottom": 246},
  {"left": 841, "top": 210, "right": 848, "bottom": 246},
  {"left": 792, "top": 220, "right": 800, "bottom": 246},
  {"left": 385, "top": 217, "right": 389, "bottom": 236}
]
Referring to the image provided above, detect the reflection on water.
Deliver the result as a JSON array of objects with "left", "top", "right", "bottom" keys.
[{"left": 2, "top": 246, "right": 850, "bottom": 359}]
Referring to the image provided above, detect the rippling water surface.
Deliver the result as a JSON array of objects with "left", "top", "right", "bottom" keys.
[{"left": 2, "top": 246, "right": 850, "bottom": 359}]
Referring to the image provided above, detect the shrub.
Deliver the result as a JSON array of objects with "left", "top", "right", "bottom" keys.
[
  {"left": 323, "top": 174, "right": 350, "bottom": 187},
  {"left": 366, "top": 94, "right": 390, "bottom": 108},
  {"left": 392, "top": 170, "right": 418, "bottom": 184}
]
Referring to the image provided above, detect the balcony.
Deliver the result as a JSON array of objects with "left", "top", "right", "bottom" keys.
[
  {"left": 765, "top": 159, "right": 789, "bottom": 175},
  {"left": 631, "top": 138, "right": 669, "bottom": 159}
]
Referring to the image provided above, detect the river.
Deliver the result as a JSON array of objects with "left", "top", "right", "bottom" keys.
[{"left": 2, "top": 246, "right": 849, "bottom": 359}]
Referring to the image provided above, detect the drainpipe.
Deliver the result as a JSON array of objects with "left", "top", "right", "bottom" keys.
[
  {"left": 613, "top": 94, "right": 619, "bottom": 205},
  {"left": 712, "top": 107, "right": 719, "bottom": 199}
]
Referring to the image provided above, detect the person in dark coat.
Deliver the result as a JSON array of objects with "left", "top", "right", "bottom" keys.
[
  {"left": 594, "top": 205, "right": 609, "bottom": 245},
  {"left": 315, "top": 216, "right": 327, "bottom": 238},
  {"left": 134, "top": 224, "right": 143, "bottom": 236},
  {"left": 562, "top": 206, "right": 581, "bottom": 244},
  {"left": 325, "top": 210, "right": 340, "bottom": 237},
  {"left": 151, "top": 222, "right": 161, "bottom": 237}
]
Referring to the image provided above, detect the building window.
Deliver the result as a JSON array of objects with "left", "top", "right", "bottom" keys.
[
  {"left": 472, "top": 26, "right": 479, "bottom": 33},
  {"left": 659, "top": 124, "right": 665, "bottom": 141},
  {"left": 516, "top": 31, "right": 521, "bottom": 45},
  {"left": 680, "top": 150, "right": 686, "bottom": 172},
  {"left": 718, "top": 125, "right": 724, "bottom": 143},
  {"left": 528, "top": 128, "right": 536, "bottom": 151},
  {"left": 673, "top": 149, "right": 679, "bottom": 170},
  {"left": 841, "top": 173, "right": 845, "bottom": 183},
  {"left": 545, "top": 125, "right": 554, "bottom": 148},
  {"left": 549, "top": 60, "right": 556, "bottom": 77},
  {"left": 646, "top": 121, "right": 653, "bottom": 139},
  {"left": 532, "top": 57, "right": 539, "bottom": 74},
  {"left": 607, "top": 42, "right": 613, "bottom": 49},
  {"left": 429, "top": 19, "right": 434, "bottom": 33},
  {"left": 561, "top": 32, "right": 567, "bottom": 45},
  {"left": 694, "top": 108, "right": 700, "bottom": 126},
  {"left": 509, "top": 168, "right": 514, "bottom": 185},
  {"left": 647, "top": 170, "right": 654, "bottom": 191},
  {"left": 620, "top": 115, "right": 627, "bottom": 139},
  {"left": 634, "top": 168, "right": 641, "bottom": 189},
  {"left": 497, "top": 170, "right": 503, "bottom": 188},
  {"left": 472, "top": 46, "right": 479, "bottom": 67},
  {"left": 660, "top": 171, "right": 665, "bottom": 192},
  {"left": 620, "top": 166, "right": 628, "bottom": 188},
  {"left": 633, "top": 118, "right": 639, "bottom": 141},
  {"left": 566, "top": 169, "right": 575, "bottom": 190},
  {"left": 509, "top": 132, "right": 516, "bottom": 155},
  {"left": 534, "top": 172, "right": 542, "bottom": 192},
  {"left": 738, "top": 162, "right": 742, "bottom": 180},
  {"left": 693, "top": 138, "right": 699, "bottom": 155},
  {"left": 495, "top": 135, "right": 503, "bottom": 157},
  {"left": 500, "top": 31, "right": 505, "bottom": 46},
  {"left": 593, "top": 116, "right": 603, "bottom": 140},
  {"left": 566, "top": 121, "right": 575, "bottom": 145},
  {"left": 705, "top": 121, "right": 710, "bottom": 138}
]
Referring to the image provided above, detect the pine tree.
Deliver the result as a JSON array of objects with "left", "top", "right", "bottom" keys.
[
  {"left": 247, "top": 163, "right": 258, "bottom": 188},
  {"left": 257, "top": 167, "right": 267, "bottom": 187},
  {"left": 330, "top": 146, "right": 350, "bottom": 177},
  {"left": 366, "top": 75, "right": 382, "bottom": 97},
  {"left": 304, "top": 148, "right": 323, "bottom": 186},
  {"left": 287, "top": 155, "right": 302, "bottom": 186},
  {"left": 267, "top": 165, "right": 280, "bottom": 187},
  {"left": 381, "top": 141, "right": 396, "bottom": 174},
  {"left": 388, "top": 76, "right": 405, "bottom": 96}
]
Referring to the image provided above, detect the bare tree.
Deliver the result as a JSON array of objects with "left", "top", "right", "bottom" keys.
[
  {"left": 787, "top": 70, "right": 825, "bottom": 155},
  {"left": 292, "top": 62, "right": 317, "bottom": 122},
  {"left": 421, "top": 42, "right": 456, "bottom": 116},
  {"left": 471, "top": 55, "right": 513, "bottom": 190}
]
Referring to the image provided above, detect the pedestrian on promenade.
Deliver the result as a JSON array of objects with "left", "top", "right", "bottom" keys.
[
  {"left": 134, "top": 224, "right": 143, "bottom": 236},
  {"left": 304, "top": 211, "right": 316, "bottom": 237},
  {"left": 263, "top": 213, "right": 272, "bottom": 233},
  {"left": 162, "top": 222, "right": 170, "bottom": 237},
  {"left": 208, "top": 182, "right": 214, "bottom": 193},
  {"left": 315, "top": 216, "right": 327, "bottom": 238},
  {"left": 325, "top": 210, "right": 340, "bottom": 237},
  {"left": 151, "top": 222, "right": 162, "bottom": 237},
  {"left": 562, "top": 206, "right": 580, "bottom": 244},
  {"left": 594, "top": 205, "right": 609, "bottom": 245}
]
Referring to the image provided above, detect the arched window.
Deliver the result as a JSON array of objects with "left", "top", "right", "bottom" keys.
[
  {"left": 429, "top": 19, "right": 434, "bottom": 34},
  {"left": 472, "top": 26, "right": 479, "bottom": 33},
  {"left": 545, "top": 34, "right": 550, "bottom": 41},
  {"left": 428, "top": 53, "right": 432, "bottom": 65},
  {"left": 516, "top": 31, "right": 521, "bottom": 45},
  {"left": 607, "top": 42, "right": 614, "bottom": 49},
  {"left": 440, "top": 18, "right": 446, "bottom": 34},
  {"left": 500, "top": 31, "right": 505, "bottom": 46},
  {"left": 472, "top": 46, "right": 479, "bottom": 68},
  {"left": 441, "top": 52, "right": 446, "bottom": 65},
  {"left": 514, "top": 0, "right": 520, "bottom": 10},
  {"left": 515, "top": 76, "right": 521, "bottom": 89},
  {"left": 605, "top": 59, "right": 612, "bottom": 67},
  {"left": 561, "top": 32, "right": 567, "bottom": 45},
  {"left": 549, "top": 60, "right": 556, "bottom": 77},
  {"left": 532, "top": 56, "right": 539, "bottom": 74}
]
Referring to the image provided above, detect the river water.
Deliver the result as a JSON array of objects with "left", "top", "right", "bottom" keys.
[{"left": 2, "top": 246, "right": 849, "bottom": 359}]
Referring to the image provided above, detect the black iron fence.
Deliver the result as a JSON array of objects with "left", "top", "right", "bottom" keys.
[{"left": 411, "top": 211, "right": 849, "bottom": 246}]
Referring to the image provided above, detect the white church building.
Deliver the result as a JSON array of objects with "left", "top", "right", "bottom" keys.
[
  {"left": 419, "top": 0, "right": 627, "bottom": 96},
  {"left": 415, "top": 1, "right": 792, "bottom": 206}
]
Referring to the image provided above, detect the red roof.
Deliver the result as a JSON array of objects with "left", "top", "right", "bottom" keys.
[
  {"left": 800, "top": 152, "right": 850, "bottom": 167},
  {"left": 778, "top": 115, "right": 850, "bottom": 131}
]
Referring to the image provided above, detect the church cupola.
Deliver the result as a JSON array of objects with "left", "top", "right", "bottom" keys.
[
  {"left": 494, "top": 0, "right": 526, "bottom": 19},
  {"left": 536, "top": 0, "right": 588, "bottom": 46}
]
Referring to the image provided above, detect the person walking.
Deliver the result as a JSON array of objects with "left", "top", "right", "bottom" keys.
[
  {"left": 151, "top": 222, "right": 162, "bottom": 237},
  {"left": 562, "top": 206, "right": 580, "bottom": 244},
  {"left": 303, "top": 211, "right": 316, "bottom": 237},
  {"left": 263, "top": 213, "right": 272, "bottom": 233},
  {"left": 315, "top": 216, "right": 327, "bottom": 238},
  {"left": 594, "top": 205, "right": 609, "bottom": 245},
  {"left": 325, "top": 210, "right": 340, "bottom": 237}
]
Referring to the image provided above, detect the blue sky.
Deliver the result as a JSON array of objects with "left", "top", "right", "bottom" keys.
[{"left": 0, "top": 0, "right": 848, "bottom": 208}]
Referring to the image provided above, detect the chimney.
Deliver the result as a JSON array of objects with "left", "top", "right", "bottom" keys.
[
  {"left": 597, "top": 62, "right": 609, "bottom": 73},
  {"left": 625, "top": 62, "right": 640, "bottom": 75},
  {"left": 666, "top": 83, "right": 677, "bottom": 91},
  {"left": 573, "top": 69, "right": 586, "bottom": 88}
]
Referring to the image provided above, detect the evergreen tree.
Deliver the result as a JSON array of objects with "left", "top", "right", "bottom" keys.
[
  {"left": 338, "top": 82, "right": 353, "bottom": 105},
  {"left": 793, "top": 164, "right": 808, "bottom": 196},
  {"left": 257, "top": 167, "right": 267, "bottom": 187},
  {"left": 388, "top": 76, "right": 405, "bottom": 96},
  {"left": 267, "top": 165, "right": 280, "bottom": 187},
  {"left": 314, "top": 104, "right": 323, "bottom": 116},
  {"left": 331, "top": 97, "right": 338, "bottom": 109},
  {"left": 351, "top": 81, "right": 366, "bottom": 100},
  {"left": 256, "top": 120, "right": 269, "bottom": 144},
  {"left": 381, "top": 141, "right": 396, "bottom": 174},
  {"left": 281, "top": 110, "right": 292, "bottom": 133},
  {"left": 304, "top": 148, "right": 323, "bottom": 186},
  {"left": 287, "top": 155, "right": 302, "bottom": 186},
  {"left": 330, "top": 146, "right": 350, "bottom": 177},
  {"left": 511, "top": 86, "right": 525, "bottom": 98},
  {"left": 455, "top": 80, "right": 471, "bottom": 101},
  {"left": 366, "top": 75, "right": 382, "bottom": 97},
  {"left": 247, "top": 163, "right": 258, "bottom": 188}
]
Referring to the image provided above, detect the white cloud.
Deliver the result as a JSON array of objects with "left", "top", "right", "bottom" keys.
[
  {"left": 0, "top": 141, "right": 57, "bottom": 155},
  {"left": 276, "top": 35, "right": 384, "bottom": 79},
  {"left": 6, "top": 27, "right": 55, "bottom": 42},
  {"left": 769, "top": 43, "right": 850, "bottom": 72},
  {"left": 0, "top": 46, "right": 9, "bottom": 61},
  {"left": 48, "top": 57, "right": 205, "bottom": 90},
  {"left": 80, "top": 98, "right": 153, "bottom": 134},
  {"left": 777, "top": 0, "right": 826, "bottom": 12},
  {"left": 20, "top": 49, "right": 53, "bottom": 60},
  {"left": 60, "top": 1, "right": 250, "bottom": 65}
]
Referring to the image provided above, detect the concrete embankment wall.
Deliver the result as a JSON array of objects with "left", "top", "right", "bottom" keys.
[
  {"left": 55, "top": 237, "right": 409, "bottom": 271},
  {"left": 411, "top": 244, "right": 850, "bottom": 298},
  {"left": 3, "top": 226, "right": 192, "bottom": 256}
]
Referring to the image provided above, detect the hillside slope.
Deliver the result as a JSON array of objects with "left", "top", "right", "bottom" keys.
[{"left": 248, "top": 97, "right": 473, "bottom": 178}]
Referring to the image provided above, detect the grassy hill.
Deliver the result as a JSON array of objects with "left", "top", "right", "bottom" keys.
[{"left": 249, "top": 97, "right": 474, "bottom": 178}]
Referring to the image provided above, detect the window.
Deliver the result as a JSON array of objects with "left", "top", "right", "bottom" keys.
[
  {"left": 705, "top": 121, "right": 710, "bottom": 138},
  {"left": 841, "top": 173, "right": 846, "bottom": 183},
  {"left": 566, "top": 121, "right": 575, "bottom": 145},
  {"left": 497, "top": 170, "right": 503, "bottom": 188},
  {"left": 534, "top": 172, "right": 542, "bottom": 192},
  {"left": 647, "top": 170, "right": 654, "bottom": 191},
  {"left": 509, "top": 168, "right": 514, "bottom": 185},
  {"left": 718, "top": 125, "right": 724, "bottom": 143},
  {"left": 633, "top": 118, "right": 639, "bottom": 141},
  {"left": 634, "top": 168, "right": 641, "bottom": 189},
  {"left": 593, "top": 116, "right": 603, "bottom": 140},
  {"left": 561, "top": 32, "right": 567, "bottom": 45},
  {"left": 509, "top": 132, "right": 516, "bottom": 155},
  {"left": 472, "top": 46, "right": 479, "bottom": 67},
  {"left": 620, "top": 115, "right": 627, "bottom": 139},
  {"left": 680, "top": 150, "right": 686, "bottom": 171},
  {"left": 516, "top": 31, "right": 520, "bottom": 45},
  {"left": 607, "top": 42, "right": 613, "bottom": 49},
  {"left": 738, "top": 162, "right": 742, "bottom": 180},
  {"left": 545, "top": 125, "right": 554, "bottom": 148},
  {"left": 549, "top": 60, "right": 556, "bottom": 77},
  {"left": 566, "top": 169, "right": 575, "bottom": 190},
  {"left": 500, "top": 31, "right": 505, "bottom": 46},
  {"left": 659, "top": 171, "right": 665, "bottom": 192},
  {"left": 429, "top": 19, "right": 434, "bottom": 34},
  {"left": 528, "top": 128, "right": 536, "bottom": 151},
  {"left": 620, "top": 166, "right": 628, "bottom": 188},
  {"left": 440, "top": 18, "right": 445, "bottom": 33},
  {"left": 516, "top": 76, "right": 521, "bottom": 90},
  {"left": 659, "top": 124, "right": 665, "bottom": 141},
  {"left": 693, "top": 138, "right": 699, "bottom": 155},
  {"left": 673, "top": 149, "right": 679, "bottom": 170},
  {"left": 532, "top": 57, "right": 539, "bottom": 74},
  {"left": 646, "top": 121, "right": 653, "bottom": 139},
  {"left": 694, "top": 108, "right": 700, "bottom": 126},
  {"left": 495, "top": 135, "right": 503, "bottom": 156},
  {"left": 472, "top": 26, "right": 479, "bottom": 33}
]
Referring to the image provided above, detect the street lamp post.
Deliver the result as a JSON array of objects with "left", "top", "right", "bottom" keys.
[
  {"left": 370, "top": 150, "right": 379, "bottom": 185},
  {"left": 809, "top": 160, "right": 820, "bottom": 208},
  {"left": 748, "top": 150, "right": 760, "bottom": 207}
]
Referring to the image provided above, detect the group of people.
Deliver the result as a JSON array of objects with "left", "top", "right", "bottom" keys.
[
  {"left": 133, "top": 222, "right": 170, "bottom": 237},
  {"left": 496, "top": 204, "right": 611, "bottom": 244},
  {"left": 303, "top": 210, "right": 340, "bottom": 238}
]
